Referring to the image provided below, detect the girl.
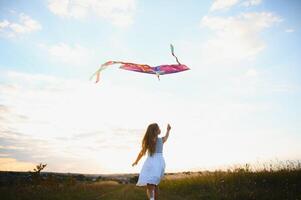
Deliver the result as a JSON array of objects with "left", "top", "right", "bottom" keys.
[{"left": 132, "top": 123, "right": 171, "bottom": 200}]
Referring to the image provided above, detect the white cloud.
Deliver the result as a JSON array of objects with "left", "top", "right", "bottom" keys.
[
  {"left": 200, "top": 12, "right": 281, "bottom": 64},
  {"left": 242, "top": 0, "right": 262, "bottom": 7},
  {"left": 246, "top": 68, "right": 258, "bottom": 77},
  {"left": 210, "top": 0, "right": 240, "bottom": 11},
  {"left": 0, "top": 20, "right": 10, "bottom": 28},
  {"left": 1, "top": 70, "right": 299, "bottom": 173},
  {"left": 0, "top": 13, "right": 41, "bottom": 37},
  {"left": 0, "top": 71, "right": 180, "bottom": 173},
  {"left": 285, "top": 28, "right": 295, "bottom": 33},
  {"left": 48, "top": 0, "right": 136, "bottom": 28},
  {"left": 268, "top": 82, "right": 297, "bottom": 93},
  {"left": 47, "top": 43, "right": 93, "bottom": 65},
  {"left": 210, "top": 0, "right": 262, "bottom": 11},
  {"left": 48, "top": 0, "right": 89, "bottom": 19}
]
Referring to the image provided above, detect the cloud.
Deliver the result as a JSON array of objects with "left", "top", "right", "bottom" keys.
[
  {"left": 0, "top": 13, "right": 41, "bottom": 38},
  {"left": 210, "top": 0, "right": 262, "bottom": 11},
  {"left": 0, "top": 129, "right": 54, "bottom": 170},
  {"left": 227, "top": 67, "right": 297, "bottom": 96},
  {"left": 0, "top": 104, "right": 10, "bottom": 113},
  {"left": 4, "top": 71, "right": 59, "bottom": 84},
  {"left": 0, "top": 158, "right": 35, "bottom": 171},
  {"left": 0, "top": 70, "right": 299, "bottom": 173},
  {"left": 245, "top": 68, "right": 258, "bottom": 77},
  {"left": 242, "top": 0, "right": 262, "bottom": 7},
  {"left": 0, "top": 71, "right": 178, "bottom": 173},
  {"left": 48, "top": 0, "right": 136, "bottom": 27},
  {"left": 0, "top": 145, "right": 26, "bottom": 150},
  {"left": 0, "top": 20, "right": 10, "bottom": 28},
  {"left": 285, "top": 28, "right": 295, "bottom": 33},
  {"left": 47, "top": 43, "right": 93, "bottom": 65},
  {"left": 48, "top": 0, "right": 87, "bottom": 19},
  {"left": 0, "top": 95, "right": 107, "bottom": 173},
  {"left": 210, "top": 0, "right": 240, "bottom": 11},
  {"left": 200, "top": 12, "right": 281, "bottom": 64}
]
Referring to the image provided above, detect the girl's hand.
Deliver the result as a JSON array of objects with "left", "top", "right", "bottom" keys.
[
  {"left": 132, "top": 161, "right": 138, "bottom": 167},
  {"left": 167, "top": 124, "right": 171, "bottom": 131}
]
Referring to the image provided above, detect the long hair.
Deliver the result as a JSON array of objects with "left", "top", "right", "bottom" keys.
[{"left": 141, "top": 123, "right": 159, "bottom": 156}]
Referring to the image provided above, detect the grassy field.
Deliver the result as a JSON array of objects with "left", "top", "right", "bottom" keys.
[{"left": 1, "top": 164, "right": 301, "bottom": 200}]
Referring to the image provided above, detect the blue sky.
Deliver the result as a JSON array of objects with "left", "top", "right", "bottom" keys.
[{"left": 0, "top": 0, "right": 300, "bottom": 174}]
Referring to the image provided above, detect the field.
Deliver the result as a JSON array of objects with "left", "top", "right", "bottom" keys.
[{"left": 1, "top": 162, "right": 301, "bottom": 200}]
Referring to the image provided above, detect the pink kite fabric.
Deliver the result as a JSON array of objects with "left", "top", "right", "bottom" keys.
[{"left": 90, "top": 44, "right": 190, "bottom": 83}]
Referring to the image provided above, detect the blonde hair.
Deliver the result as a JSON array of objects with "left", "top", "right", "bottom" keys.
[{"left": 141, "top": 123, "right": 159, "bottom": 156}]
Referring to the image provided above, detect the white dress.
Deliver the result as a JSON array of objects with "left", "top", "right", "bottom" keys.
[{"left": 136, "top": 137, "right": 166, "bottom": 186}]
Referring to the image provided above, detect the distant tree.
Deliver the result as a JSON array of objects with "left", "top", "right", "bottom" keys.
[
  {"left": 29, "top": 163, "right": 47, "bottom": 185},
  {"left": 33, "top": 163, "right": 47, "bottom": 173}
]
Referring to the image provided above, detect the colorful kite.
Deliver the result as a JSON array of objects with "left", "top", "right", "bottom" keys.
[{"left": 90, "top": 44, "right": 189, "bottom": 83}]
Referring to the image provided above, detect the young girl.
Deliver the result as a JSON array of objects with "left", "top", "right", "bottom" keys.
[{"left": 132, "top": 123, "right": 171, "bottom": 200}]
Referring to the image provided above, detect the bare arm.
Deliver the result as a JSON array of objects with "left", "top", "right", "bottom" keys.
[
  {"left": 162, "top": 124, "right": 171, "bottom": 143},
  {"left": 132, "top": 149, "right": 145, "bottom": 167}
]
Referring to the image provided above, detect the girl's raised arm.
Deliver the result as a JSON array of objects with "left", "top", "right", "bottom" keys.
[{"left": 162, "top": 124, "right": 171, "bottom": 143}]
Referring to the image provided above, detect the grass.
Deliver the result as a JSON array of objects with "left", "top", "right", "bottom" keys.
[
  {"left": 0, "top": 181, "right": 146, "bottom": 200},
  {"left": 159, "top": 169, "right": 301, "bottom": 199},
  {"left": 1, "top": 162, "right": 301, "bottom": 200}
]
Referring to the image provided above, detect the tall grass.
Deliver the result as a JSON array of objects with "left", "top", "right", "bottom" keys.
[
  {"left": 1, "top": 161, "right": 301, "bottom": 200},
  {"left": 159, "top": 163, "right": 301, "bottom": 199}
]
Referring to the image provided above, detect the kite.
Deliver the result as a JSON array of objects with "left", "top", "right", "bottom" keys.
[{"left": 90, "top": 44, "right": 189, "bottom": 83}]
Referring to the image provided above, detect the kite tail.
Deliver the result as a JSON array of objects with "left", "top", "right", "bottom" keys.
[
  {"left": 89, "top": 68, "right": 103, "bottom": 83},
  {"left": 90, "top": 61, "right": 119, "bottom": 83},
  {"left": 89, "top": 66, "right": 106, "bottom": 83},
  {"left": 170, "top": 44, "right": 181, "bottom": 65}
]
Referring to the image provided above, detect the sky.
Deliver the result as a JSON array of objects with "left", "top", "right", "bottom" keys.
[{"left": 0, "top": 0, "right": 301, "bottom": 174}]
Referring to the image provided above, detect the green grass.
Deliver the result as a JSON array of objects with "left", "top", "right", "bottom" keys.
[
  {"left": 159, "top": 169, "right": 301, "bottom": 200},
  {"left": 0, "top": 181, "right": 146, "bottom": 200},
  {"left": 1, "top": 167, "right": 301, "bottom": 200}
]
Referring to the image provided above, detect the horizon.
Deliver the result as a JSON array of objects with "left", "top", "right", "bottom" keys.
[
  {"left": 0, "top": 0, "right": 301, "bottom": 174},
  {"left": 2, "top": 158, "right": 300, "bottom": 175}
]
